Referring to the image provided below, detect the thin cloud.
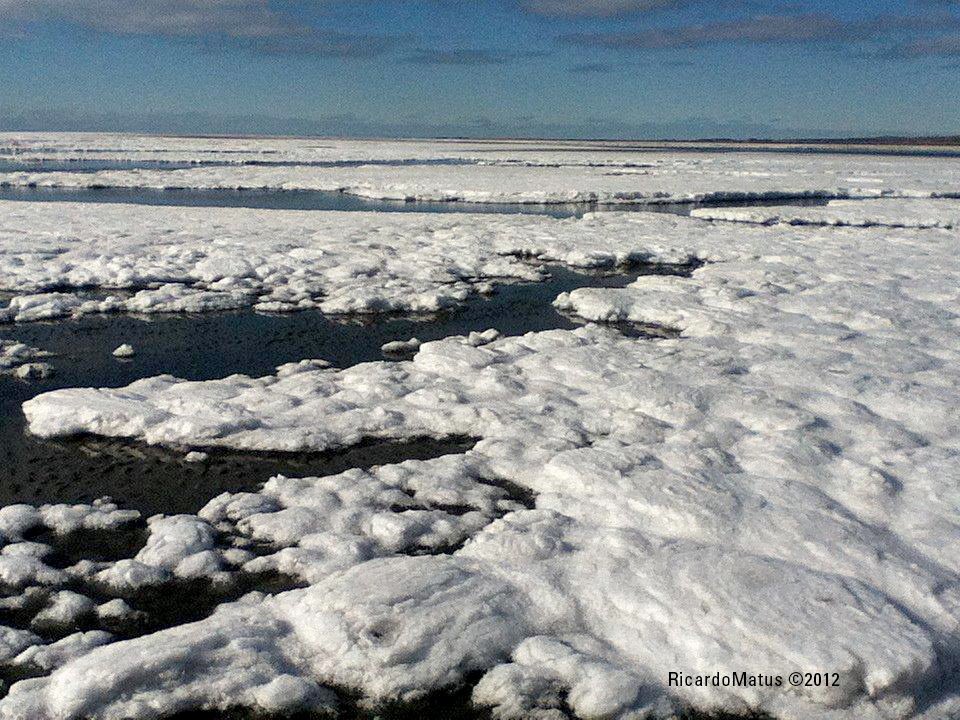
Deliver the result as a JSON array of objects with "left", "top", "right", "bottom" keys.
[
  {"left": 569, "top": 62, "right": 617, "bottom": 73},
  {"left": 563, "top": 12, "right": 960, "bottom": 50},
  {"left": 0, "top": 0, "right": 399, "bottom": 57},
  {"left": 568, "top": 58, "right": 699, "bottom": 73},
  {"left": 522, "top": 0, "right": 680, "bottom": 18},
  {"left": 242, "top": 32, "right": 399, "bottom": 58},
  {"left": 882, "top": 34, "right": 960, "bottom": 57},
  {"left": 404, "top": 48, "right": 548, "bottom": 65},
  {"left": 0, "top": 0, "right": 295, "bottom": 38}
]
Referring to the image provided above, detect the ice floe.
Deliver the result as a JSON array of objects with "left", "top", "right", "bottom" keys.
[
  {"left": 380, "top": 337, "right": 421, "bottom": 355},
  {"left": 691, "top": 197, "right": 960, "bottom": 228},
  {"left": 0, "top": 341, "right": 52, "bottom": 378}
]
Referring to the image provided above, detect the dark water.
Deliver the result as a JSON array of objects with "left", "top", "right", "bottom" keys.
[
  {"left": 0, "top": 185, "right": 833, "bottom": 218},
  {"left": 0, "top": 264, "right": 693, "bottom": 514},
  {"left": 0, "top": 264, "right": 696, "bottom": 717}
]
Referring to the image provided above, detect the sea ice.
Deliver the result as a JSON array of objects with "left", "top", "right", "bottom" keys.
[
  {"left": 0, "top": 200, "right": 699, "bottom": 324},
  {"left": 4, "top": 136, "right": 960, "bottom": 718},
  {"left": 381, "top": 338, "right": 421, "bottom": 355},
  {"left": 0, "top": 340, "right": 52, "bottom": 376},
  {"left": 3, "top": 153, "right": 960, "bottom": 206},
  {"left": 11, "top": 203, "right": 960, "bottom": 718},
  {"left": 690, "top": 197, "right": 960, "bottom": 228}
]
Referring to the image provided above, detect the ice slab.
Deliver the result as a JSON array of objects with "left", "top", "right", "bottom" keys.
[
  {"left": 691, "top": 197, "right": 960, "bottom": 228},
  {"left": 0, "top": 340, "right": 52, "bottom": 377}
]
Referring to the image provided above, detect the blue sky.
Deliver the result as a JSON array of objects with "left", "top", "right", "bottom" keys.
[{"left": 1, "top": 0, "right": 958, "bottom": 139}]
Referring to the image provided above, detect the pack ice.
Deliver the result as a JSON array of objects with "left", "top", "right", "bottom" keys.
[{"left": 3, "top": 138, "right": 960, "bottom": 720}]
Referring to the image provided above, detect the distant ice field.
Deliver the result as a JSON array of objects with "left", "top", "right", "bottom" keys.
[
  {"left": 1, "top": 135, "right": 960, "bottom": 720},
  {"left": 2, "top": 134, "right": 960, "bottom": 208}
]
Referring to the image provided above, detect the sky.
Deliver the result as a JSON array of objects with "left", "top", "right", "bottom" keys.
[{"left": 1, "top": 0, "right": 958, "bottom": 139}]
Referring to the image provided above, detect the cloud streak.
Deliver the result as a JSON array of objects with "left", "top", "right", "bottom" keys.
[
  {"left": 521, "top": 0, "right": 680, "bottom": 18},
  {"left": 404, "top": 48, "right": 548, "bottom": 65},
  {"left": 882, "top": 34, "right": 960, "bottom": 57},
  {"left": 0, "top": 0, "right": 399, "bottom": 57},
  {"left": 0, "top": 0, "right": 295, "bottom": 38},
  {"left": 563, "top": 11, "right": 960, "bottom": 51}
]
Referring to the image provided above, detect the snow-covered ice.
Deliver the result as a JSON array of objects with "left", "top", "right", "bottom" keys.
[
  {"left": 380, "top": 337, "right": 421, "bottom": 355},
  {"left": 0, "top": 200, "right": 696, "bottom": 323},
  {"left": 3, "top": 136, "right": 960, "bottom": 720},
  {"left": 691, "top": 197, "right": 960, "bottom": 228},
  {"left": 3, "top": 150, "right": 960, "bottom": 205},
  {"left": 0, "top": 340, "right": 52, "bottom": 377},
  {"left": 12, "top": 201, "right": 960, "bottom": 718}
]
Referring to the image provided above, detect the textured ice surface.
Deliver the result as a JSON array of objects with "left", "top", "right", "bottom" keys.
[
  {"left": 3, "top": 131, "right": 959, "bottom": 168},
  {"left": 13, "top": 193, "right": 960, "bottom": 719},
  {"left": 2, "top": 133, "right": 960, "bottom": 208},
  {"left": 0, "top": 200, "right": 695, "bottom": 323},
  {"left": 4, "top": 137, "right": 960, "bottom": 718},
  {"left": 691, "top": 197, "right": 960, "bottom": 228}
]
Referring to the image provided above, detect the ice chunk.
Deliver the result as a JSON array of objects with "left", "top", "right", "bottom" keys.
[{"left": 381, "top": 337, "right": 421, "bottom": 355}]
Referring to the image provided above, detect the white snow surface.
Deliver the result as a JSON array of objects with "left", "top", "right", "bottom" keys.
[
  {"left": 0, "top": 200, "right": 699, "bottom": 323},
  {"left": 10, "top": 199, "right": 960, "bottom": 719},
  {"left": 691, "top": 197, "right": 960, "bottom": 228}
]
